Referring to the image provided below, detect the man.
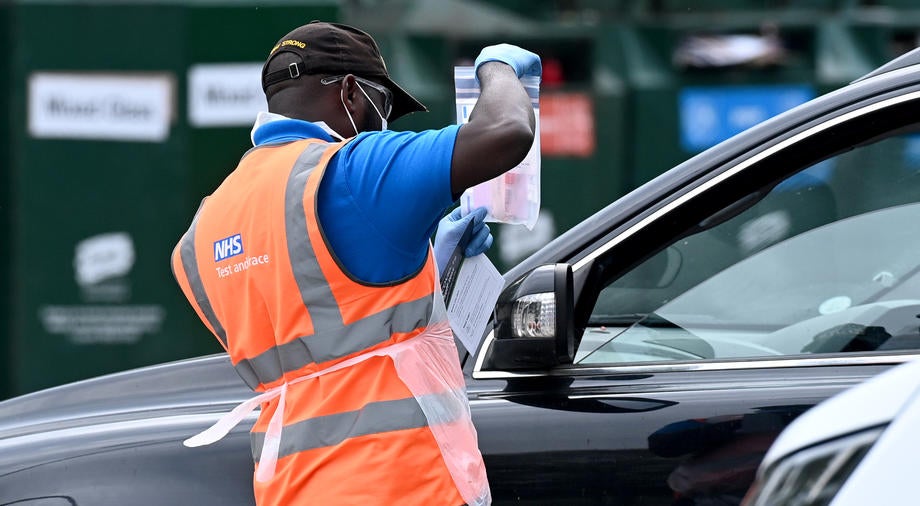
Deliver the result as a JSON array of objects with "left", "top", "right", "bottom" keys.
[{"left": 172, "top": 20, "right": 538, "bottom": 506}]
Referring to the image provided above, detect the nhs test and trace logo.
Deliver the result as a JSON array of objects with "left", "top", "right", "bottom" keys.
[{"left": 214, "top": 233, "right": 243, "bottom": 262}]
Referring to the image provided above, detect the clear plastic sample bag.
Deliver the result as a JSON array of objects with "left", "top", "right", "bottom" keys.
[{"left": 454, "top": 66, "right": 541, "bottom": 230}]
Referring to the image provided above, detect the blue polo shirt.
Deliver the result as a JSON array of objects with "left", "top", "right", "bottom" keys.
[{"left": 252, "top": 117, "right": 460, "bottom": 284}]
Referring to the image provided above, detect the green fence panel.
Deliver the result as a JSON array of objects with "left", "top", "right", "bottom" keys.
[
  {"left": 0, "top": 2, "right": 11, "bottom": 400},
  {"left": 11, "top": 2, "right": 191, "bottom": 396},
  {"left": 11, "top": 2, "right": 192, "bottom": 395},
  {"left": 8, "top": 1, "right": 338, "bottom": 397}
]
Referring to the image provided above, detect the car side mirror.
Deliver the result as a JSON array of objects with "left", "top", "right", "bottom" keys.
[{"left": 480, "top": 264, "right": 575, "bottom": 371}]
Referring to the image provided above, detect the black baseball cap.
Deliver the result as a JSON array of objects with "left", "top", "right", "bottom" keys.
[{"left": 262, "top": 21, "right": 427, "bottom": 121}]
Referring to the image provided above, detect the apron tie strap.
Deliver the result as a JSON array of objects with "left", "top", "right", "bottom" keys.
[{"left": 182, "top": 337, "right": 426, "bottom": 481}]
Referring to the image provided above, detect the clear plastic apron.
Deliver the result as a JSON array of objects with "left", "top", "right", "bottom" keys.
[{"left": 184, "top": 289, "right": 491, "bottom": 506}]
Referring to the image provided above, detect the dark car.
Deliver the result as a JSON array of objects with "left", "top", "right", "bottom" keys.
[{"left": 4, "top": 47, "right": 920, "bottom": 506}]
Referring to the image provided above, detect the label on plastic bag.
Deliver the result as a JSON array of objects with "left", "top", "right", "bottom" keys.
[{"left": 455, "top": 66, "right": 541, "bottom": 230}]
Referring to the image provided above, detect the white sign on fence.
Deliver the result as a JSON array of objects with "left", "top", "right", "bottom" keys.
[
  {"left": 28, "top": 72, "right": 174, "bottom": 142},
  {"left": 188, "top": 63, "right": 266, "bottom": 127}
]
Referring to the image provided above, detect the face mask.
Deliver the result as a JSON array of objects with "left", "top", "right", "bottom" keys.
[
  {"left": 357, "top": 82, "right": 388, "bottom": 131},
  {"left": 340, "top": 82, "right": 388, "bottom": 136},
  {"left": 313, "top": 121, "right": 347, "bottom": 142}
]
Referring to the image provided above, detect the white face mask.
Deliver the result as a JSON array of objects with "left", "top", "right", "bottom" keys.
[
  {"left": 357, "top": 82, "right": 388, "bottom": 131},
  {"left": 313, "top": 121, "right": 347, "bottom": 142},
  {"left": 340, "top": 82, "right": 387, "bottom": 136}
]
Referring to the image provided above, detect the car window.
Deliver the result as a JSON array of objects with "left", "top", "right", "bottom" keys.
[{"left": 578, "top": 133, "right": 920, "bottom": 364}]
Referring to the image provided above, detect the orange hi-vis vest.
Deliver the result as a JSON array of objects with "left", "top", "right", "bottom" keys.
[{"left": 171, "top": 139, "right": 491, "bottom": 506}]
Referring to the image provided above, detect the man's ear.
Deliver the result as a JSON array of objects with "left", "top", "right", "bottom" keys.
[{"left": 340, "top": 74, "right": 360, "bottom": 114}]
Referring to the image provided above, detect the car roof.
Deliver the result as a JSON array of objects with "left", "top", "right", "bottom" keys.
[{"left": 853, "top": 45, "right": 920, "bottom": 84}]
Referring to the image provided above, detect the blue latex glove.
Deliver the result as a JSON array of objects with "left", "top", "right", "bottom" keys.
[
  {"left": 474, "top": 43, "right": 542, "bottom": 83},
  {"left": 434, "top": 207, "right": 493, "bottom": 274}
]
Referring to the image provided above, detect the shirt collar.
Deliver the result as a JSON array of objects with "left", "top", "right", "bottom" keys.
[{"left": 250, "top": 111, "right": 343, "bottom": 146}]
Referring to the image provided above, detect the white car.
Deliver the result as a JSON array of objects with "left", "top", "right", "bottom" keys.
[{"left": 743, "top": 358, "right": 920, "bottom": 505}]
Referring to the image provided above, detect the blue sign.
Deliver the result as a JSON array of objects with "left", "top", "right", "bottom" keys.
[
  {"left": 679, "top": 85, "right": 815, "bottom": 152},
  {"left": 902, "top": 134, "right": 920, "bottom": 170}
]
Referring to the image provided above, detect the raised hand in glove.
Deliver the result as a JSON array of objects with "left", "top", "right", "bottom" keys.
[
  {"left": 433, "top": 206, "right": 493, "bottom": 274},
  {"left": 474, "top": 43, "right": 542, "bottom": 83}
]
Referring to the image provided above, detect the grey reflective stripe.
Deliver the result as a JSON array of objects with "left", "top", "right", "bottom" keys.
[
  {"left": 284, "top": 143, "right": 343, "bottom": 330},
  {"left": 250, "top": 396, "right": 427, "bottom": 461},
  {"left": 235, "top": 295, "right": 432, "bottom": 388},
  {"left": 300, "top": 295, "right": 431, "bottom": 361},
  {"left": 231, "top": 141, "right": 433, "bottom": 388},
  {"left": 179, "top": 211, "right": 228, "bottom": 348},
  {"left": 234, "top": 360, "right": 262, "bottom": 391}
]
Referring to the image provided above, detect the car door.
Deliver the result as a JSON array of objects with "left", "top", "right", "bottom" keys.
[{"left": 468, "top": 75, "right": 920, "bottom": 505}]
